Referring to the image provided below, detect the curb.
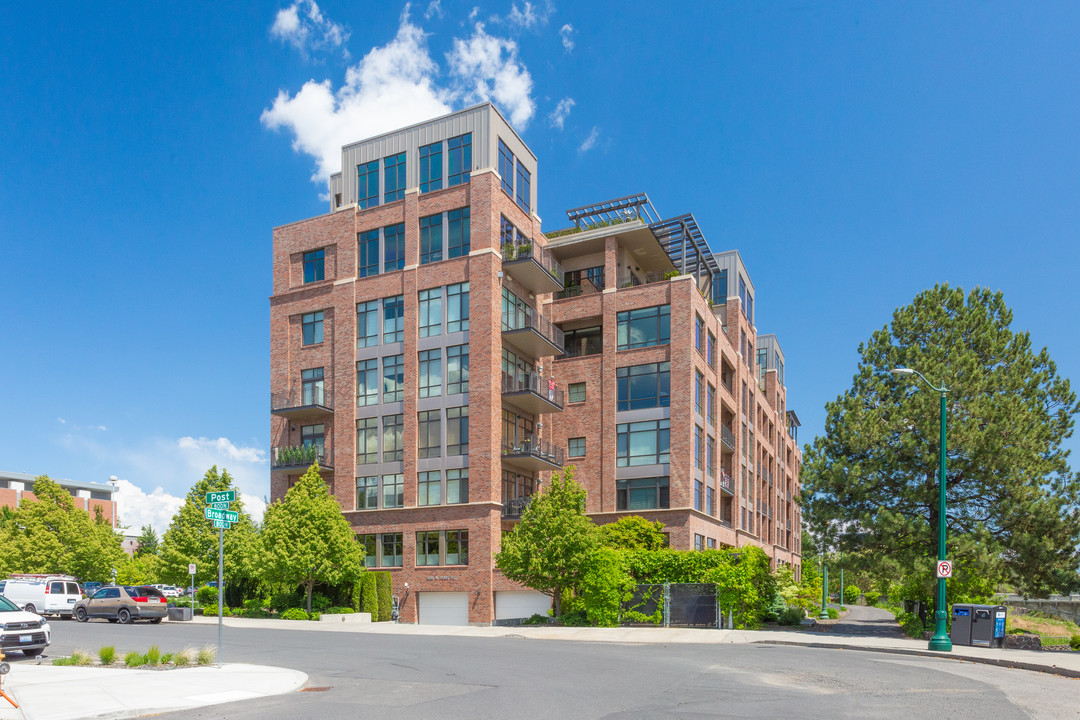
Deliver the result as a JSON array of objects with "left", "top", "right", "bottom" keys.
[{"left": 753, "top": 639, "right": 1080, "bottom": 679}]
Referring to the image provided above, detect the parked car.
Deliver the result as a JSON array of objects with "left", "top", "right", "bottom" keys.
[
  {"left": 82, "top": 582, "right": 103, "bottom": 596},
  {"left": 0, "top": 594, "right": 51, "bottom": 656},
  {"left": 148, "top": 584, "right": 180, "bottom": 598},
  {"left": 74, "top": 585, "right": 169, "bottom": 624},
  {"left": 0, "top": 575, "right": 82, "bottom": 618}
]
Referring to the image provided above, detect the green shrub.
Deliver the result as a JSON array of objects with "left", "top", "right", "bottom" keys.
[
  {"left": 161, "top": 653, "right": 174, "bottom": 664},
  {"left": 350, "top": 580, "right": 363, "bottom": 612},
  {"left": 558, "top": 608, "right": 590, "bottom": 626},
  {"left": 778, "top": 607, "right": 805, "bottom": 626},
  {"left": 325, "top": 606, "right": 354, "bottom": 614},
  {"left": 580, "top": 547, "right": 633, "bottom": 627},
  {"left": 360, "top": 573, "right": 379, "bottom": 618},
  {"left": 280, "top": 608, "right": 310, "bottom": 621},
  {"left": 124, "top": 651, "right": 145, "bottom": 667},
  {"left": 197, "top": 645, "right": 216, "bottom": 666},
  {"left": 174, "top": 647, "right": 194, "bottom": 667},
  {"left": 865, "top": 591, "right": 881, "bottom": 606},
  {"left": 763, "top": 594, "right": 786, "bottom": 623},
  {"left": 827, "top": 608, "right": 839, "bottom": 619},
  {"left": 843, "top": 585, "right": 860, "bottom": 604},
  {"left": 52, "top": 656, "right": 77, "bottom": 666},
  {"left": 98, "top": 646, "right": 116, "bottom": 665},
  {"left": 195, "top": 586, "right": 218, "bottom": 606},
  {"left": 145, "top": 645, "right": 161, "bottom": 666},
  {"left": 310, "top": 612, "right": 321, "bottom": 621},
  {"left": 1070, "top": 635, "right": 1080, "bottom": 651},
  {"left": 520, "top": 613, "right": 550, "bottom": 625},
  {"left": 375, "top": 571, "right": 393, "bottom": 621},
  {"left": 238, "top": 598, "right": 270, "bottom": 618},
  {"left": 309, "top": 592, "right": 333, "bottom": 612},
  {"left": 269, "top": 590, "right": 302, "bottom": 612}
]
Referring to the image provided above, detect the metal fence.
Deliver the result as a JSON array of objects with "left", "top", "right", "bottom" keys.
[{"left": 621, "top": 583, "right": 720, "bottom": 628}]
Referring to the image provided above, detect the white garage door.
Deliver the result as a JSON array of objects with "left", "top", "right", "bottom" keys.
[
  {"left": 495, "top": 591, "right": 551, "bottom": 621},
  {"left": 418, "top": 592, "right": 469, "bottom": 625}
]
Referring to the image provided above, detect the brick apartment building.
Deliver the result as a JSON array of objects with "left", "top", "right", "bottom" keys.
[
  {"left": 0, "top": 470, "right": 118, "bottom": 527},
  {"left": 270, "top": 103, "right": 802, "bottom": 625}
]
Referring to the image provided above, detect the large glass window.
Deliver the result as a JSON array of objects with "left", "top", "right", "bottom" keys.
[
  {"left": 447, "top": 282, "right": 469, "bottom": 333},
  {"left": 381, "top": 533, "right": 403, "bottom": 567},
  {"left": 418, "top": 349, "right": 442, "bottom": 398},
  {"left": 417, "top": 531, "right": 441, "bottom": 566},
  {"left": 447, "top": 133, "right": 471, "bottom": 186},
  {"left": 447, "top": 469, "right": 468, "bottom": 504},
  {"left": 357, "top": 160, "right": 379, "bottom": 209},
  {"left": 498, "top": 139, "right": 514, "bottom": 196},
  {"left": 419, "top": 288, "right": 443, "bottom": 338},
  {"left": 695, "top": 314, "right": 704, "bottom": 354},
  {"left": 418, "top": 410, "right": 441, "bottom": 459},
  {"left": 356, "top": 476, "right": 378, "bottom": 510},
  {"left": 359, "top": 534, "right": 376, "bottom": 566},
  {"left": 420, "top": 214, "right": 443, "bottom": 265},
  {"left": 447, "top": 207, "right": 470, "bottom": 258},
  {"left": 706, "top": 384, "right": 716, "bottom": 427},
  {"left": 302, "top": 311, "right": 324, "bottom": 345},
  {"left": 383, "top": 223, "right": 405, "bottom": 272},
  {"left": 445, "top": 530, "right": 468, "bottom": 565},
  {"left": 356, "top": 359, "right": 378, "bottom": 406},
  {"left": 568, "top": 437, "right": 586, "bottom": 457},
  {"left": 616, "top": 477, "right": 669, "bottom": 511},
  {"left": 419, "top": 141, "right": 442, "bottom": 193},
  {"left": 707, "top": 435, "right": 716, "bottom": 478},
  {"left": 446, "top": 406, "right": 468, "bottom": 456},
  {"left": 382, "top": 414, "right": 403, "bottom": 461},
  {"left": 383, "top": 152, "right": 406, "bottom": 202},
  {"left": 515, "top": 160, "right": 530, "bottom": 212},
  {"left": 501, "top": 286, "right": 529, "bottom": 330},
  {"left": 301, "top": 367, "right": 324, "bottom": 406},
  {"left": 695, "top": 425, "right": 704, "bottom": 470},
  {"left": 357, "top": 300, "right": 378, "bottom": 347},
  {"left": 713, "top": 269, "right": 727, "bottom": 306},
  {"left": 356, "top": 418, "right": 378, "bottom": 464},
  {"left": 418, "top": 471, "right": 442, "bottom": 506},
  {"left": 563, "top": 326, "right": 602, "bottom": 358},
  {"left": 707, "top": 332, "right": 717, "bottom": 369},
  {"left": 447, "top": 344, "right": 469, "bottom": 395},
  {"left": 300, "top": 424, "right": 324, "bottom": 455},
  {"left": 695, "top": 371, "right": 704, "bottom": 416},
  {"left": 617, "top": 419, "right": 670, "bottom": 467},
  {"left": 695, "top": 480, "right": 703, "bottom": 511},
  {"left": 616, "top": 363, "right": 670, "bottom": 411},
  {"left": 617, "top": 305, "right": 670, "bottom": 350},
  {"left": 383, "top": 295, "right": 404, "bottom": 343},
  {"left": 757, "top": 347, "right": 768, "bottom": 387},
  {"left": 303, "top": 249, "right": 324, "bottom": 284},
  {"left": 382, "top": 354, "right": 404, "bottom": 403},
  {"left": 358, "top": 229, "right": 379, "bottom": 278},
  {"left": 382, "top": 473, "right": 404, "bottom": 509}
]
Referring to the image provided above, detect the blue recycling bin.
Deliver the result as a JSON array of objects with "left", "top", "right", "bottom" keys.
[{"left": 950, "top": 604, "right": 1006, "bottom": 648}]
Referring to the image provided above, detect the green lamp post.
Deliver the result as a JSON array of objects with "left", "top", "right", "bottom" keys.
[
  {"left": 818, "top": 553, "right": 829, "bottom": 620},
  {"left": 891, "top": 367, "right": 952, "bottom": 652}
]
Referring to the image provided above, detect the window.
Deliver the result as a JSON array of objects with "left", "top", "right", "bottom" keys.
[
  {"left": 420, "top": 214, "right": 443, "bottom": 265},
  {"left": 564, "top": 326, "right": 602, "bottom": 358},
  {"left": 357, "top": 160, "right": 378, "bottom": 209},
  {"left": 568, "top": 382, "right": 586, "bottom": 403},
  {"left": 757, "top": 347, "right": 768, "bottom": 387},
  {"left": 707, "top": 384, "right": 716, "bottom": 427},
  {"left": 447, "top": 344, "right": 469, "bottom": 394},
  {"left": 418, "top": 410, "right": 441, "bottom": 458},
  {"left": 418, "top": 288, "right": 443, "bottom": 338},
  {"left": 356, "top": 359, "right": 378, "bottom": 406},
  {"left": 417, "top": 530, "right": 469, "bottom": 566},
  {"left": 616, "top": 476, "right": 669, "bottom": 510},
  {"left": 419, "top": 141, "right": 442, "bottom": 193},
  {"left": 382, "top": 473, "right": 404, "bottom": 509},
  {"left": 447, "top": 207, "right": 470, "bottom": 258},
  {"left": 418, "top": 471, "right": 442, "bottom": 506},
  {"left": 706, "top": 485, "right": 715, "bottom": 514},
  {"left": 358, "top": 229, "right": 379, "bottom": 278},
  {"left": 707, "top": 332, "right": 716, "bottom": 369},
  {"left": 357, "top": 300, "right": 378, "bottom": 347},
  {"left": 447, "top": 133, "right": 471, "bottom": 186},
  {"left": 301, "top": 424, "right": 325, "bottom": 455},
  {"left": 383, "top": 152, "right": 406, "bottom": 202},
  {"left": 616, "top": 363, "right": 670, "bottom": 411},
  {"left": 383, "top": 295, "right": 404, "bottom": 343},
  {"left": 417, "top": 531, "right": 440, "bottom": 566},
  {"left": 446, "top": 406, "right": 469, "bottom": 456},
  {"left": 695, "top": 426, "right": 704, "bottom": 471},
  {"left": 777, "top": 354, "right": 785, "bottom": 386},
  {"left": 301, "top": 367, "right": 324, "bottom": 406},
  {"left": 695, "top": 480, "right": 703, "bottom": 511},
  {"left": 695, "top": 314, "right": 704, "bottom": 353},
  {"left": 418, "top": 349, "right": 442, "bottom": 398},
  {"left": 359, "top": 534, "right": 376, "bottom": 566},
  {"left": 446, "top": 530, "right": 468, "bottom": 565},
  {"left": 694, "top": 371, "right": 704, "bottom": 416},
  {"left": 383, "top": 223, "right": 405, "bottom": 272},
  {"left": 713, "top": 269, "right": 727, "bottom": 306},
  {"left": 447, "top": 282, "right": 469, "bottom": 333},
  {"left": 707, "top": 536, "right": 717, "bottom": 549},
  {"left": 617, "top": 305, "right": 670, "bottom": 350},
  {"left": 446, "top": 469, "right": 468, "bottom": 504},
  {"left": 382, "top": 414, "right": 403, "bottom": 461},
  {"left": 356, "top": 475, "right": 378, "bottom": 509},
  {"left": 498, "top": 139, "right": 514, "bottom": 196},
  {"left": 515, "top": 160, "right": 530, "bottom": 212},
  {"left": 502, "top": 286, "right": 529, "bottom": 330},
  {"left": 695, "top": 534, "right": 705, "bottom": 552},
  {"left": 500, "top": 215, "right": 516, "bottom": 249},
  {"left": 302, "top": 311, "right": 323, "bottom": 345},
  {"left": 381, "top": 533, "right": 403, "bottom": 567},
  {"left": 356, "top": 418, "right": 378, "bottom": 464},
  {"left": 382, "top": 354, "right": 404, "bottom": 403},
  {"left": 617, "top": 419, "right": 670, "bottom": 467},
  {"left": 303, "top": 249, "right": 325, "bottom": 284},
  {"left": 568, "top": 437, "right": 586, "bottom": 457}
]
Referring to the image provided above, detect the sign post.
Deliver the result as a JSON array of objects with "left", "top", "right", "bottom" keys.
[
  {"left": 188, "top": 564, "right": 196, "bottom": 611},
  {"left": 204, "top": 490, "right": 238, "bottom": 670}
]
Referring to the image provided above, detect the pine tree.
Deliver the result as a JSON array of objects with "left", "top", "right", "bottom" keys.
[{"left": 135, "top": 524, "right": 159, "bottom": 557}]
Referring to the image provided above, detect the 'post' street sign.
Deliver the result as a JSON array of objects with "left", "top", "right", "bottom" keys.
[
  {"left": 205, "top": 490, "right": 237, "bottom": 504},
  {"left": 212, "top": 520, "right": 232, "bottom": 530},
  {"left": 205, "top": 508, "right": 239, "bottom": 522}
]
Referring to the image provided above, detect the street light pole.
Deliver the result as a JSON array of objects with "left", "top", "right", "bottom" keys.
[{"left": 891, "top": 367, "right": 952, "bottom": 652}]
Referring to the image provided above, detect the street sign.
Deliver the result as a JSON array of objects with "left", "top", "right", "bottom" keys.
[
  {"left": 936, "top": 560, "right": 953, "bottom": 578},
  {"left": 188, "top": 564, "right": 196, "bottom": 575},
  {"left": 205, "top": 490, "right": 237, "bottom": 504},
  {"left": 207, "top": 501, "right": 232, "bottom": 510},
  {"left": 204, "top": 508, "right": 239, "bottom": 522},
  {"left": 212, "top": 520, "right": 232, "bottom": 530}
]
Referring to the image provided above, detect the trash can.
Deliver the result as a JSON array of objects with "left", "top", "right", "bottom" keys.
[
  {"left": 167, "top": 606, "right": 193, "bottom": 621},
  {"left": 971, "top": 605, "right": 1006, "bottom": 648},
  {"left": 950, "top": 605, "right": 973, "bottom": 646}
]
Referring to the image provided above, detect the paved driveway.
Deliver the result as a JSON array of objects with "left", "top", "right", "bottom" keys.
[{"left": 830, "top": 603, "right": 909, "bottom": 638}]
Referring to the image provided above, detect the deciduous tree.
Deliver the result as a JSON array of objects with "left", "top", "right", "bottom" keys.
[{"left": 597, "top": 515, "right": 667, "bottom": 551}]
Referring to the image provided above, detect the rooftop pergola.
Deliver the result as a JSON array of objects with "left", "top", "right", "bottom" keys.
[
  {"left": 648, "top": 213, "right": 721, "bottom": 299},
  {"left": 565, "top": 192, "right": 661, "bottom": 228}
]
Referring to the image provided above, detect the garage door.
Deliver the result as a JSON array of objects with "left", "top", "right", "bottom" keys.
[
  {"left": 418, "top": 592, "right": 469, "bottom": 625},
  {"left": 495, "top": 591, "right": 551, "bottom": 621}
]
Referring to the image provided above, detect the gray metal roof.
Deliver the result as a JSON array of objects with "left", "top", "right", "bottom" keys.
[{"left": 0, "top": 470, "right": 117, "bottom": 494}]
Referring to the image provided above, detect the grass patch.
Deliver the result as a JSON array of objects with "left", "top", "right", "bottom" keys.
[
  {"left": 52, "top": 656, "right": 77, "bottom": 666},
  {"left": 124, "top": 651, "right": 145, "bottom": 668},
  {"left": 98, "top": 646, "right": 116, "bottom": 665},
  {"left": 161, "top": 653, "right": 174, "bottom": 664},
  {"left": 197, "top": 645, "right": 216, "bottom": 666},
  {"left": 1008, "top": 610, "right": 1080, "bottom": 638},
  {"left": 72, "top": 649, "right": 93, "bottom": 666},
  {"left": 174, "top": 647, "right": 195, "bottom": 667},
  {"left": 145, "top": 645, "right": 161, "bottom": 666}
]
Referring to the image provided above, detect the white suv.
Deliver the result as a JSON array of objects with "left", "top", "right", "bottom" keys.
[
  {"left": 0, "top": 594, "right": 51, "bottom": 657},
  {"left": 0, "top": 576, "right": 82, "bottom": 618}
]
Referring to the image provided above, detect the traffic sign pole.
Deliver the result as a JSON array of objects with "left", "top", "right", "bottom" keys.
[{"left": 218, "top": 527, "right": 223, "bottom": 669}]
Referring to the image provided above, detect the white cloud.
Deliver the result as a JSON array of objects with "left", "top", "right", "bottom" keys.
[
  {"left": 468, "top": 6, "right": 480, "bottom": 21},
  {"left": 114, "top": 479, "right": 266, "bottom": 537},
  {"left": 271, "top": 0, "right": 350, "bottom": 58},
  {"left": 425, "top": 0, "right": 444, "bottom": 20},
  {"left": 559, "top": 23, "right": 574, "bottom": 52},
  {"left": 447, "top": 23, "right": 535, "bottom": 129},
  {"left": 549, "top": 96, "right": 574, "bottom": 129},
  {"left": 579, "top": 126, "right": 599, "bottom": 153},
  {"left": 507, "top": 1, "right": 553, "bottom": 31},
  {"left": 57, "top": 418, "right": 66, "bottom": 424}
]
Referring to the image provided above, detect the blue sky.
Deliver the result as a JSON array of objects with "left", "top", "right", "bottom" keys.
[{"left": 3, "top": 1, "right": 1079, "bottom": 532}]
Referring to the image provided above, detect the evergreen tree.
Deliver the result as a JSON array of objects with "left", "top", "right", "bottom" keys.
[
  {"left": 803, "top": 285, "right": 1080, "bottom": 597},
  {"left": 135, "top": 524, "right": 159, "bottom": 557}
]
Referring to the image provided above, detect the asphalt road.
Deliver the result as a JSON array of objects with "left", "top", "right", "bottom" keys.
[{"left": 17, "top": 618, "right": 1080, "bottom": 719}]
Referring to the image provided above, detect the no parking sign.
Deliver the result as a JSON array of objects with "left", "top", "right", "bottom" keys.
[{"left": 936, "top": 560, "right": 953, "bottom": 578}]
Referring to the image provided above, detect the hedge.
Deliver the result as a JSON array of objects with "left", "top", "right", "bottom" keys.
[
  {"left": 360, "top": 572, "right": 378, "bottom": 618},
  {"left": 375, "top": 571, "right": 393, "bottom": 621}
]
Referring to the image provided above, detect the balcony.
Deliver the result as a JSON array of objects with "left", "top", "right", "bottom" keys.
[
  {"left": 502, "top": 372, "right": 564, "bottom": 415},
  {"left": 720, "top": 425, "right": 736, "bottom": 452},
  {"left": 271, "top": 387, "right": 333, "bottom": 421},
  {"left": 271, "top": 443, "right": 333, "bottom": 472},
  {"left": 502, "top": 496, "right": 532, "bottom": 519},
  {"left": 719, "top": 470, "right": 734, "bottom": 495},
  {"left": 617, "top": 271, "right": 670, "bottom": 289},
  {"left": 501, "top": 435, "right": 564, "bottom": 472},
  {"left": 502, "top": 243, "right": 564, "bottom": 294},
  {"left": 502, "top": 309, "right": 565, "bottom": 358}
]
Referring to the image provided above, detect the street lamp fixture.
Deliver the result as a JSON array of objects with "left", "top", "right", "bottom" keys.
[{"left": 891, "top": 367, "right": 952, "bottom": 652}]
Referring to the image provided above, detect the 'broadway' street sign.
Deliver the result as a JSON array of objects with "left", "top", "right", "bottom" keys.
[{"left": 204, "top": 508, "right": 239, "bottom": 523}]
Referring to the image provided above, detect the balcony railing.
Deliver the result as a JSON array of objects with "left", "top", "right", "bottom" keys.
[
  {"left": 502, "top": 308, "right": 565, "bottom": 357},
  {"left": 561, "top": 335, "right": 602, "bottom": 359},
  {"left": 271, "top": 443, "right": 333, "bottom": 471},
  {"left": 502, "top": 372, "right": 564, "bottom": 414},
  {"left": 555, "top": 277, "right": 602, "bottom": 300},
  {"left": 719, "top": 470, "right": 734, "bottom": 495},
  {"left": 501, "top": 435, "right": 564, "bottom": 471},
  {"left": 720, "top": 425, "right": 736, "bottom": 451},
  {"left": 617, "top": 271, "right": 670, "bottom": 289},
  {"left": 502, "top": 242, "right": 564, "bottom": 294},
  {"left": 271, "top": 387, "right": 333, "bottom": 420},
  {"left": 502, "top": 496, "right": 532, "bottom": 518}
]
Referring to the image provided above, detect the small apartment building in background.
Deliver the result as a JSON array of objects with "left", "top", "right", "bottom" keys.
[
  {"left": 270, "top": 103, "right": 802, "bottom": 625},
  {"left": 0, "top": 470, "right": 119, "bottom": 527}
]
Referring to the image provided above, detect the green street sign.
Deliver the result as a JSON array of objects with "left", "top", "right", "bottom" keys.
[
  {"left": 207, "top": 501, "right": 232, "bottom": 510},
  {"left": 205, "top": 508, "right": 239, "bottom": 522},
  {"left": 205, "top": 490, "right": 237, "bottom": 504},
  {"left": 212, "top": 520, "right": 232, "bottom": 530}
]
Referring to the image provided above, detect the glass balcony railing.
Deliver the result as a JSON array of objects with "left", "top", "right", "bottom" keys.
[
  {"left": 501, "top": 435, "right": 564, "bottom": 471},
  {"left": 502, "top": 308, "right": 565, "bottom": 357},
  {"left": 271, "top": 386, "right": 334, "bottom": 419},
  {"left": 502, "top": 242, "right": 564, "bottom": 294},
  {"left": 271, "top": 443, "right": 332, "bottom": 471},
  {"left": 502, "top": 372, "right": 564, "bottom": 413}
]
